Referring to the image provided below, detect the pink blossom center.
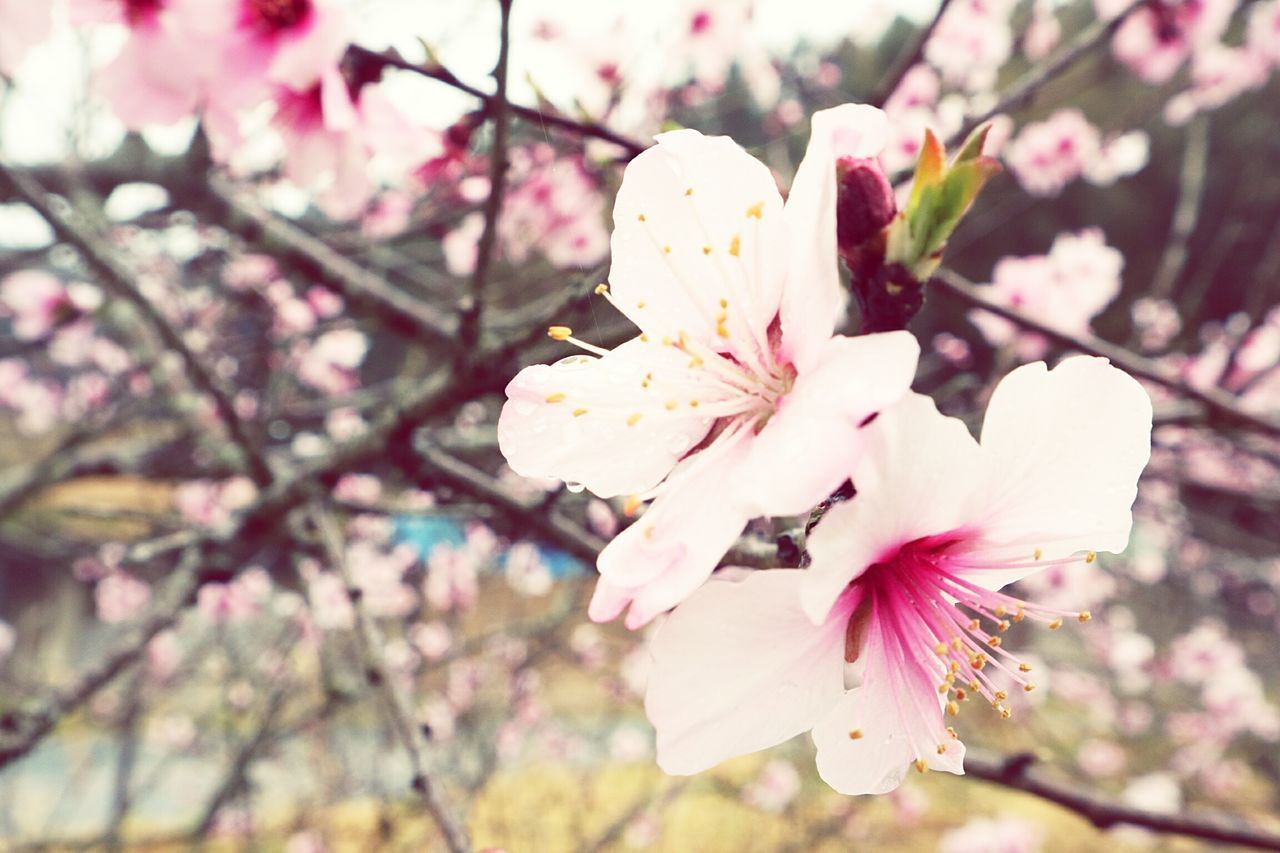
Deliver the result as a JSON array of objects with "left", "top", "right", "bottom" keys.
[
  {"left": 122, "top": 0, "right": 165, "bottom": 28},
  {"left": 689, "top": 11, "right": 713, "bottom": 35},
  {"left": 242, "top": 0, "right": 312, "bottom": 34},
  {"left": 844, "top": 532, "right": 1092, "bottom": 725}
]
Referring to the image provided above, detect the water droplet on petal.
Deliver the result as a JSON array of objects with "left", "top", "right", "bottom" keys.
[{"left": 565, "top": 481, "right": 585, "bottom": 494}]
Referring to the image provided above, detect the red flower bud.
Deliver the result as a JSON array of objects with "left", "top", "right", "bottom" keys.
[{"left": 835, "top": 156, "right": 897, "bottom": 255}]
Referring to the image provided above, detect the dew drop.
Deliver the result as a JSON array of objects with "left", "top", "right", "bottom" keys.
[{"left": 565, "top": 481, "right": 586, "bottom": 494}]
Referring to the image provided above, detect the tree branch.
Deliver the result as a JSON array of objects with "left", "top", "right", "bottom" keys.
[
  {"left": 459, "top": 0, "right": 514, "bottom": 355},
  {"left": 312, "top": 507, "right": 471, "bottom": 853},
  {"left": 0, "top": 163, "right": 272, "bottom": 486},
  {"left": 933, "top": 268, "right": 1280, "bottom": 437},
  {"left": 965, "top": 751, "right": 1280, "bottom": 851},
  {"left": 870, "top": 0, "right": 956, "bottom": 108}
]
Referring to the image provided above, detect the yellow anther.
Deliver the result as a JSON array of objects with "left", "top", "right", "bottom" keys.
[
  {"left": 848, "top": 729, "right": 863, "bottom": 740},
  {"left": 572, "top": 408, "right": 588, "bottom": 417},
  {"left": 545, "top": 392, "right": 566, "bottom": 404},
  {"left": 1024, "top": 683, "right": 1036, "bottom": 693},
  {"left": 1034, "top": 548, "right": 1043, "bottom": 561},
  {"left": 746, "top": 201, "right": 764, "bottom": 219},
  {"left": 643, "top": 526, "right": 655, "bottom": 540},
  {"left": 664, "top": 400, "right": 678, "bottom": 411},
  {"left": 968, "top": 618, "right": 980, "bottom": 631},
  {"left": 914, "top": 759, "right": 928, "bottom": 774},
  {"left": 548, "top": 325, "right": 572, "bottom": 341},
  {"left": 937, "top": 682, "right": 949, "bottom": 694},
  {"left": 946, "top": 701, "right": 960, "bottom": 717},
  {"left": 970, "top": 655, "right": 987, "bottom": 671},
  {"left": 995, "top": 606, "right": 1008, "bottom": 618},
  {"left": 951, "top": 637, "right": 964, "bottom": 651},
  {"left": 968, "top": 680, "right": 979, "bottom": 691},
  {"left": 934, "top": 642, "right": 947, "bottom": 655},
  {"left": 716, "top": 324, "right": 729, "bottom": 339},
  {"left": 661, "top": 336, "right": 672, "bottom": 346},
  {"left": 640, "top": 334, "right": 649, "bottom": 342},
  {"left": 623, "top": 495, "right": 642, "bottom": 516},
  {"left": 946, "top": 726, "right": 959, "bottom": 739},
  {"left": 688, "top": 356, "right": 704, "bottom": 368},
  {"left": 690, "top": 400, "right": 699, "bottom": 408},
  {"left": 626, "top": 413, "right": 643, "bottom": 427},
  {"left": 637, "top": 213, "right": 646, "bottom": 222},
  {"left": 936, "top": 743, "right": 948, "bottom": 755},
  {"left": 728, "top": 235, "right": 740, "bottom": 257},
  {"left": 998, "top": 620, "right": 1011, "bottom": 633},
  {"left": 1019, "top": 663, "right": 1032, "bottom": 673},
  {"left": 594, "top": 282, "right": 609, "bottom": 294},
  {"left": 637, "top": 301, "right": 646, "bottom": 309},
  {"left": 684, "top": 187, "right": 693, "bottom": 196},
  {"left": 1000, "top": 706, "right": 1013, "bottom": 720},
  {"left": 1013, "top": 608, "right": 1026, "bottom": 623},
  {"left": 702, "top": 246, "right": 712, "bottom": 255},
  {"left": 987, "top": 636, "right": 1002, "bottom": 648},
  {"left": 1048, "top": 618, "right": 1063, "bottom": 630},
  {"left": 954, "top": 688, "right": 967, "bottom": 701},
  {"left": 993, "top": 690, "right": 1008, "bottom": 702},
  {"left": 1085, "top": 551, "right": 1097, "bottom": 564},
  {"left": 1078, "top": 611, "right": 1092, "bottom": 623},
  {"left": 663, "top": 245, "right": 671, "bottom": 254}
]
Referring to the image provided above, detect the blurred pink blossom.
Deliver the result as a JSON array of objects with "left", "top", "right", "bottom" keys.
[{"left": 96, "top": 571, "right": 152, "bottom": 623}]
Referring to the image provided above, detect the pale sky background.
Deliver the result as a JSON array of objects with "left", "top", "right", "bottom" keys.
[{"left": 0, "top": 0, "right": 938, "bottom": 245}]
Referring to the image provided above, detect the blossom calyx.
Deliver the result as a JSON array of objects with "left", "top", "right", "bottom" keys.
[{"left": 885, "top": 124, "right": 1001, "bottom": 281}]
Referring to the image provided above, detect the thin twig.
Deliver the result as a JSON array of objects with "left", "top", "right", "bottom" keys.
[
  {"left": 460, "top": 0, "right": 514, "bottom": 354},
  {"left": 964, "top": 751, "right": 1280, "bottom": 851},
  {"left": 345, "top": 46, "right": 646, "bottom": 159},
  {"left": 934, "top": 268, "right": 1280, "bottom": 437},
  {"left": 952, "top": 0, "right": 1145, "bottom": 144},
  {"left": 870, "top": 0, "right": 956, "bottom": 108},
  {"left": 0, "top": 163, "right": 273, "bottom": 486},
  {"left": 203, "top": 175, "right": 456, "bottom": 345},
  {"left": 312, "top": 507, "right": 471, "bottom": 853},
  {"left": 0, "top": 548, "right": 202, "bottom": 770},
  {"left": 192, "top": 685, "right": 290, "bottom": 837},
  {"left": 1150, "top": 115, "right": 1210, "bottom": 300}
]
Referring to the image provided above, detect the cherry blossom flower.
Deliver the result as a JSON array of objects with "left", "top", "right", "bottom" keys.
[
  {"left": 1106, "top": 0, "right": 1235, "bottom": 84},
  {"left": 209, "top": 0, "right": 349, "bottom": 113},
  {"left": 1249, "top": 0, "right": 1280, "bottom": 65},
  {"left": 926, "top": 0, "right": 1016, "bottom": 92},
  {"left": 96, "top": 571, "right": 153, "bottom": 623},
  {"left": 271, "top": 66, "right": 429, "bottom": 219},
  {"left": 1164, "top": 45, "right": 1270, "bottom": 125},
  {"left": 970, "top": 228, "right": 1123, "bottom": 358},
  {"left": 1003, "top": 109, "right": 1102, "bottom": 197},
  {"left": 0, "top": 0, "right": 52, "bottom": 75},
  {"left": 644, "top": 357, "right": 1151, "bottom": 794},
  {"left": 0, "top": 272, "right": 100, "bottom": 340},
  {"left": 71, "top": 0, "right": 220, "bottom": 129},
  {"left": 498, "top": 105, "right": 921, "bottom": 628},
  {"left": 939, "top": 815, "right": 1044, "bottom": 853},
  {"left": 294, "top": 327, "right": 368, "bottom": 394}
]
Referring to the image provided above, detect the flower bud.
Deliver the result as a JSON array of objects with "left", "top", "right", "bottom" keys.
[{"left": 835, "top": 156, "right": 897, "bottom": 255}]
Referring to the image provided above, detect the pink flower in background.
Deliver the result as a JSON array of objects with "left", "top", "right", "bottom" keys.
[
  {"left": 1084, "top": 130, "right": 1150, "bottom": 185},
  {"left": 970, "top": 229, "right": 1123, "bottom": 358},
  {"left": 1108, "top": 0, "right": 1235, "bottom": 84},
  {"left": 499, "top": 105, "right": 920, "bottom": 629},
  {"left": 1250, "top": 0, "right": 1280, "bottom": 64},
  {"left": 926, "top": 0, "right": 1016, "bottom": 92},
  {"left": 0, "top": 272, "right": 100, "bottom": 340},
  {"left": 498, "top": 149, "right": 610, "bottom": 270},
  {"left": 1164, "top": 45, "right": 1270, "bottom": 125},
  {"left": 0, "top": 0, "right": 52, "bottom": 75},
  {"left": 1003, "top": 109, "right": 1102, "bottom": 196},
  {"left": 97, "top": 571, "right": 153, "bottom": 623},
  {"left": 424, "top": 544, "right": 480, "bottom": 612},
  {"left": 295, "top": 327, "right": 368, "bottom": 394},
  {"left": 71, "top": 0, "right": 220, "bottom": 129},
  {"left": 1023, "top": 0, "right": 1061, "bottom": 60},
  {"left": 940, "top": 815, "right": 1044, "bottom": 853},
  {"left": 272, "top": 66, "right": 430, "bottom": 219},
  {"left": 347, "top": 541, "right": 417, "bottom": 619},
  {"left": 210, "top": 0, "right": 349, "bottom": 110},
  {"left": 644, "top": 358, "right": 1151, "bottom": 794}
]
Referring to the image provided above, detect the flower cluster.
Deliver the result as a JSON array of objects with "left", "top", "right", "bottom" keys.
[{"left": 499, "top": 105, "right": 1153, "bottom": 793}]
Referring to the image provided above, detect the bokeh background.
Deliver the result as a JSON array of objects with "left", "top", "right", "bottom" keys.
[{"left": 0, "top": 0, "right": 1279, "bottom": 850}]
